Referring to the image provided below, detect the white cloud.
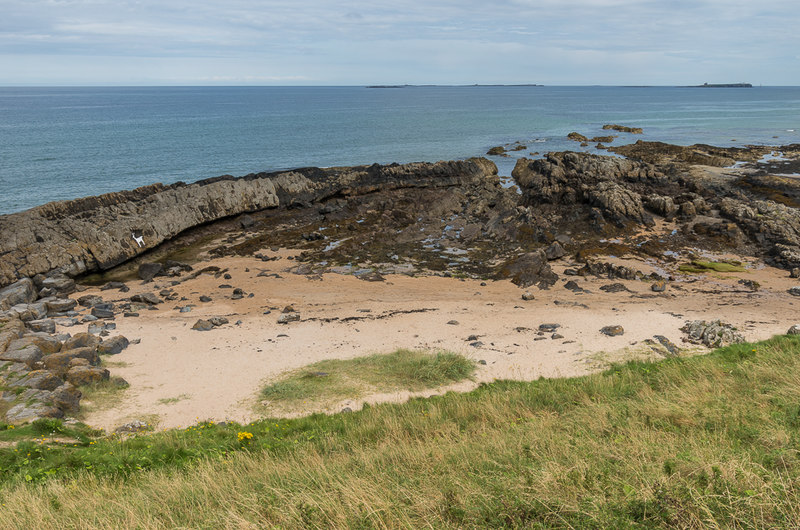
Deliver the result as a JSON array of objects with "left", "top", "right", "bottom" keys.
[{"left": 0, "top": 0, "right": 798, "bottom": 84}]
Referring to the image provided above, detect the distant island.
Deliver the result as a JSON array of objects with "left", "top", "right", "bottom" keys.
[
  {"left": 690, "top": 82, "right": 753, "bottom": 88},
  {"left": 366, "top": 84, "right": 542, "bottom": 88}
]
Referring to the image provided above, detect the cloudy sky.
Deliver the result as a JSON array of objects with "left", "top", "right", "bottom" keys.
[{"left": 1, "top": 0, "right": 797, "bottom": 85}]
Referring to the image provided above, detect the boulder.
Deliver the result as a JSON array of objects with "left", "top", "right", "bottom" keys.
[
  {"left": 91, "top": 305, "right": 115, "bottom": 319},
  {"left": 600, "top": 325, "right": 624, "bottom": 337},
  {"left": 7, "top": 370, "right": 63, "bottom": 391},
  {"left": 0, "top": 278, "right": 37, "bottom": 311},
  {"left": 138, "top": 263, "right": 163, "bottom": 282},
  {"left": 544, "top": 241, "right": 566, "bottom": 261},
  {"left": 62, "top": 332, "right": 101, "bottom": 351},
  {"left": 130, "top": 293, "right": 163, "bottom": 305},
  {"left": 5, "top": 302, "right": 48, "bottom": 322},
  {"left": 192, "top": 319, "right": 214, "bottom": 331},
  {"left": 43, "top": 347, "right": 100, "bottom": 375},
  {"left": 651, "top": 281, "right": 668, "bottom": 292},
  {"left": 787, "top": 325, "right": 800, "bottom": 335},
  {"left": 41, "top": 274, "right": 76, "bottom": 296},
  {"left": 5, "top": 402, "right": 64, "bottom": 423},
  {"left": 27, "top": 319, "right": 56, "bottom": 333},
  {"left": 680, "top": 320, "right": 744, "bottom": 348},
  {"left": 78, "top": 294, "right": 104, "bottom": 307},
  {"left": 277, "top": 313, "right": 300, "bottom": 324},
  {"left": 0, "top": 344, "right": 44, "bottom": 368},
  {"left": 499, "top": 251, "right": 558, "bottom": 289},
  {"left": 51, "top": 383, "right": 82, "bottom": 413},
  {"left": 66, "top": 366, "right": 110, "bottom": 386},
  {"left": 97, "top": 335, "right": 129, "bottom": 355},
  {"left": 46, "top": 299, "right": 77, "bottom": 316},
  {"left": 0, "top": 318, "right": 26, "bottom": 353}
]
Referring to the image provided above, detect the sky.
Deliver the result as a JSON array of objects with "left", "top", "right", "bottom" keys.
[{"left": 1, "top": 0, "right": 798, "bottom": 86}]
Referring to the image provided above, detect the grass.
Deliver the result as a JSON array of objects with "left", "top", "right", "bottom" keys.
[
  {"left": 1, "top": 337, "right": 800, "bottom": 527},
  {"left": 678, "top": 259, "right": 746, "bottom": 273},
  {"left": 157, "top": 394, "right": 191, "bottom": 405},
  {"left": 258, "top": 349, "right": 476, "bottom": 412},
  {"left": 74, "top": 378, "right": 130, "bottom": 420}
]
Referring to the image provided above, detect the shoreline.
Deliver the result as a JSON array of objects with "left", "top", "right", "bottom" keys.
[{"left": 3, "top": 140, "right": 800, "bottom": 430}]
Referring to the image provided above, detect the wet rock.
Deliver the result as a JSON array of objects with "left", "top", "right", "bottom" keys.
[
  {"left": 0, "top": 278, "right": 37, "bottom": 311},
  {"left": 680, "top": 320, "right": 744, "bottom": 348},
  {"left": 66, "top": 365, "right": 110, "bottom": 386},
  {"left": 239, "top": 214, "right": 255, "bottom": 229},
  {"left": 138, "top": 262, "right": 163, "bottom": 282},
  {"left": 26, "top": 319, "right": 56, "bottom": 334},
  {"left": 130, "top": 293, "right": 163, "bottom": 305},
  {"left": 600, "top": 325, "right": 624, "bottom": 337},
  {"left": 192, "top": 319, "right": 215, "bottom": 331},
  {"left": 500, "top": 251, "right": 558, "bottom": 289},
  {"left": 98, "top": 335, "right": 129, "bottom": 355},
  {"left": 277, "top": 313, "right": 300, "bottom": 324},
  {"left": 5, "top": 402, "right": 64, "bottom": 423}
]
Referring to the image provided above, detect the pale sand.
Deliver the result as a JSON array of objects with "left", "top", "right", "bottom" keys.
[{"left": 75, "top": 251, "right": 800, "bottom": 431}]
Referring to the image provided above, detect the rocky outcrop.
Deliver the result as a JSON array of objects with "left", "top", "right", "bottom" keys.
[
  {"left": 609, "top": 140, "right": 766, "bottom": 167},
  {"left": 0, "top": 159, "right": 496, "bottom": 289},
  {"left": 718, "top": 198, "right": 800, "bottom": 269},
  {"left": 512, "top": 152, "right": 662, "bottom": 229}
]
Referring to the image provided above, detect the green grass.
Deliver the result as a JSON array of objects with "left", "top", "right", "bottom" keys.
[
  {"left": 678, "top": 259, "right": 746, "bottom": 273},
  {"left": 259, "top": 349, "right": 475, "bottom": 411},
  {"left": 74, "top": 378, "right": 130, "bottom": 420},
  {"left": 2, "top": 337, "right": 800, "bottom": 527}
]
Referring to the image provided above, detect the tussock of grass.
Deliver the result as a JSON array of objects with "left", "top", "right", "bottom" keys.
[
  {"left": 2, "top": 337, "right": 800, "bottom": 527},
  {"left": 259, "top": 349, "right": 475, "bottom": 410},
  {"left": 678, "top": 259, "right": 746, "bottom": 273},
  {"left": 75, "top": 378, "right": 129, "bottom": 420}
]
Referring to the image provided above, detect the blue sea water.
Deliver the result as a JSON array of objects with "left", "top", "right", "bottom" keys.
[{"left": 1, "top": 85, "right": 799, "bottom": 215}]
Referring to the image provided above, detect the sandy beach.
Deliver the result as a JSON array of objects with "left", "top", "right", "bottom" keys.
[{"left": 77, "top": 248, "right": 798, "bottom": 431}]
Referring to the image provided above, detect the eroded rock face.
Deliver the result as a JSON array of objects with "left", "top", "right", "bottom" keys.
[
  {"left": 0, "top": 159, "right": 496, "bottom": 289},
  {"left": 512, "top": 153, "right": 662, "bottom": 231}
]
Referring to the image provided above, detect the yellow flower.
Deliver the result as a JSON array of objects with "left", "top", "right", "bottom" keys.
[{"left": 237, "top": 431, "right": 253, "bottom": 442}]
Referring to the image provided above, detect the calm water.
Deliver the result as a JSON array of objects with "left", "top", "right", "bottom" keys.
[{"left": 1, "top": 85, "right": 799, "bottom": 214}]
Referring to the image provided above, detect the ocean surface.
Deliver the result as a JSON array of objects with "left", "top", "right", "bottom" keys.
[{"left": 1, "top": 85, "right": 799, "bottom": 215}]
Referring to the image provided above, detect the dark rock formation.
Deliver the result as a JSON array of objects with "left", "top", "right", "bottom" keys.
[{"left": 0, "top": 159, "right": 496, "bottom": 289}]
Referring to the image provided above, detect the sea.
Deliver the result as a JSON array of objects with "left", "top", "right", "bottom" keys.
[{"left": 1, "top": 85, "right": 799, "bottom": 215}]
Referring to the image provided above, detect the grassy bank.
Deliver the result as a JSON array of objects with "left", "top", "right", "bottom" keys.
[
  {"left": 259, "top": 348, "right": 475, "bottom": 412},
  {"left": 2, "top": 336, "right": 800, "bottom": 527}
]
